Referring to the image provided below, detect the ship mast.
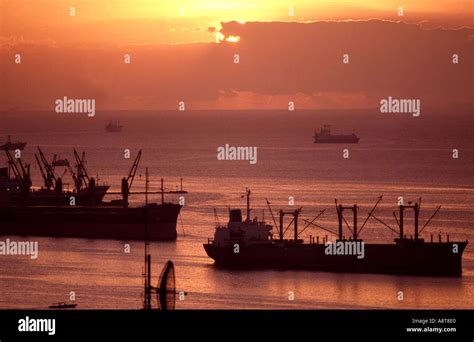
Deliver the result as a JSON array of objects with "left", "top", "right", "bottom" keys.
[
  {"left": 398, "top": 202, "right": 425, "bottom": 241},
  {"left": 336, "top": 202, "right": 359, "bottom": 240},
  {"left": 245, "top": 189, "right": 251, "bottom": 221},
  {"left": 143, "top": 167, "right": 152, "bottom": 310},
  {"left": 161, "top": 178, "right": 164, "bottom": 204},
  {"left": 278, "top": 208, "right": 302, "bottom": 241}
]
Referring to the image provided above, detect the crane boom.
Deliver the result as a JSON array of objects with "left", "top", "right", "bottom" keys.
[
  {"left": 36, "top": 147, "right": 57, "bottom": 189},
  {"left": 16, "top": 157, "right": 30, "bottom": 181},
  {"left": 34, "top": 153, "right": 50, "bottom": 188},
  {"left": 265, "top": 198, "right": 279, "bottom": 232},
  {"left": 73, "top": 149, "right": 90, "bottom": 188},
  {"left": 358, "top": 195, "right": 383, "bottom": 235},
  {"left": 127, "top": 150, "right": 142, "bottom": 191},
  {"left": 65, "top": 158, "right": 81, "bottom": 191},
  {"left": 4, "top": 149, "right": 22, "bottom": 180}
]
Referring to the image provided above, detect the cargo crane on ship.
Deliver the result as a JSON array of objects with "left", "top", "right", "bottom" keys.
[
  {"left": 66, "top": 149, "right": 110, "bottom": 205},
  {"left": 72, "top": 149, "right": 93, "bottom": 190},
  {"left": 35, "top": 146, "right": 58, "bottom": 191},
  {"left": 120, "top": 149, "right": 141, "bottom": 207},
  {"left": 1, "top": 147, "right": 109, "bottom": 206},
  {"left": 103, "top": 149, "right": 187, "bottom": 207},
  {"left": 3, "top": 148, "right": 31, "bottom": 196},
  {"left": 64, "top": 157, "right": 80, "bottom": 192},
  {"left": 34, "top": 147, "right": 108, "bottom": 205}
]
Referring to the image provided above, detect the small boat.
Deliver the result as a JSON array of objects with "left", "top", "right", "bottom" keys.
[
  {"left": 0, "top": 135, "right": 26, "bottom": 150},
  {"left": 48, "top": 302, "right": 77, "bottom": 309},
  {"left": 105, "top": 121, "right": 123, "bottom": 132}
]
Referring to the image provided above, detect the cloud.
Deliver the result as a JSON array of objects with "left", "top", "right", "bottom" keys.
[
  {"left": 0, "top": 36, "right": 58, "bottom": 48},
  {"left": 1, "top": 20, "right": 472, "bottom": 110}
]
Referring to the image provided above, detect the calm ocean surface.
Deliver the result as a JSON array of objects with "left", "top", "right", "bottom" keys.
[{"left": 0, "top": 109, "right": 473, "bottom": 309}]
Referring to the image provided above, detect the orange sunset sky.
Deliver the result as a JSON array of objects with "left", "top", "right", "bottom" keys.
[{"left": 0, "top": 0, "right": 472, "bottom": 110}]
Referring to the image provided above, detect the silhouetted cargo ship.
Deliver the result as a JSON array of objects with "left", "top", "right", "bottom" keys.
[
  {"left": 204, "top": 190, "right": 467, "bottom": 277},
  {"left": 0, "top": 148, "right": 186, "bottom": 241},
  {"left": 314, "top": 125, "right": 359, "bottom": 143},
  {"left": 0, "top": 203, "right": 181, "bottom": 241}
]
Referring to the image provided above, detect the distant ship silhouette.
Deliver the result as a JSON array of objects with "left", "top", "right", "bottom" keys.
[
  {"left": 314, "top": 125, "right": 359, "bottom": 143},
  {"left": 105, "top": 121, "right": 123, "bottom": 132}
]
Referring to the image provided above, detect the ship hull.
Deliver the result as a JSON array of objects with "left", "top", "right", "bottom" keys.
[
  {"left": 314, "top": 136, "right": 360, "bottom": 143},
  {"left": 204, "top": 240, "right": 467, "bottom": 277},
  {"left": 0, "top": 203, "right": 181, "bottom": 241},
  {"left": 3, "top": 186, "right": 110, "bottom": 206}
]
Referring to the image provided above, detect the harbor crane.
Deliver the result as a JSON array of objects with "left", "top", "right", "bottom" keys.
[
  {"left": 4, "top": 148, "right": 31, "bottom": 193},
  {"left": 34, "top": 146, "right": 57, "bottom": 190}
]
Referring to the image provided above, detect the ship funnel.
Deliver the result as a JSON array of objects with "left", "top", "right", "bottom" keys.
[{"left": 229, "top": 209, "right": 242, "bottom": 223}]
